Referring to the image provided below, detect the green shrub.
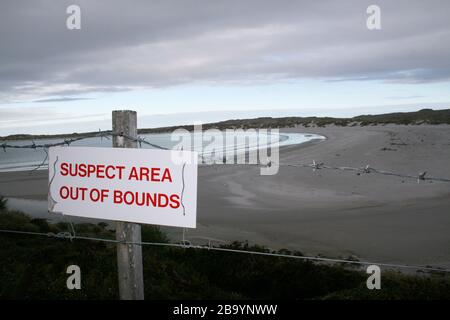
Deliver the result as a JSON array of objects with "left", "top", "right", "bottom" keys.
[
  {"left": 0, "top": 196, "right": 8, "bottom": 211},
  {"left": 0, "top": 210, "right": 449, "bottom": 299}
]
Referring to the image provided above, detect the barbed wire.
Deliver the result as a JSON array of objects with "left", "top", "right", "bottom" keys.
[
  {"left": 0, "top": 228, "right": 449, "bottom": 274},
  {"left": 279, "top": 160, "right": 450, "bottom": 183},
  {"left": 0, "top": 130, "right": 168, "bottom": 150},
  {"left": 1, "top": 133, "right": 450, "bottom": 275},
  {"left": 1, "top": 132, "right": 450, "bottom": 183}
]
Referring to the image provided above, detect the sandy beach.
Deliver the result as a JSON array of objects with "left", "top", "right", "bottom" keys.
[{"left": 1, "top": 124, "right": 450, "bottom": 268}]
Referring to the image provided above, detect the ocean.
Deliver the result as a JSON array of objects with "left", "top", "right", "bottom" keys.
[{"left": 0, "top": 131, "right": 325, "bottom": 172}]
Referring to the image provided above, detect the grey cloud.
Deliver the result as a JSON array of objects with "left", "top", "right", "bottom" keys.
[
  {"left": 0, "top": 0, "right": 449, "bottom": 100},
  {"left": 32, "top": 97, "right": 94, "bottom": 103}
]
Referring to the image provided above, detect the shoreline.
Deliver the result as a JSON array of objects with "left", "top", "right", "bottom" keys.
[
  {"left": 2, "top": 108, "right": 449, "bottom": 141},
  {"left": 0, "top": 131, "right": 324, "bottom": 173},
  {"left": 1, "top": 124, "right": 450, "bottom": 268}
]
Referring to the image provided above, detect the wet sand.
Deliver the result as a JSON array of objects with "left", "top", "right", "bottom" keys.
[{"left": 1, "top": 124, "right": 450, "bottom": 268}]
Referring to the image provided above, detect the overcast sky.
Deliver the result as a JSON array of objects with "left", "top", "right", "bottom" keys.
[{"left": 1, "top": 0, "right": 450, "bottom": 135}]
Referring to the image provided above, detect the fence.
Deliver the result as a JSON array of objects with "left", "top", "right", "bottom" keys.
[
  {"left": 2, "top": 130, "right": 450, "bottom": 182},
  {"left": 1, "top": 131, "right": 450, "bottom": 275}
]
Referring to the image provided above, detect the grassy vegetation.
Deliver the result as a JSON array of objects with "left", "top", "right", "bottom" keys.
[
  {"left": 0, "top": 204, "right": 449, "bottom": 300},
  {"left": 2, "top": 109, "right": 449, "bottom": 141},
  {"left": 354, "top": 108, "right": 450, "bottom": 126},
  {"left": 139, "top": 108, "right": 450, "bottom": 133},
  {"left": 0, "top": 196, "right": 7, "bottom": 211}
]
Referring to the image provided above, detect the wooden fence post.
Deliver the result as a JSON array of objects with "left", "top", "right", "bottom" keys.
[{"left": 112, "top": 110, "right": 144, "bottom": 300}]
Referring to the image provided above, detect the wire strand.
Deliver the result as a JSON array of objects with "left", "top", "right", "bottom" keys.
[
  {"left": 2, "top": 133, "right": 450, "bottom": 275},
  {"left": 0, "top": 228, "right": 448, "bottom": 274},
  {"left": 2, "top": 132, "right": 450, "bottom": 182}
]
